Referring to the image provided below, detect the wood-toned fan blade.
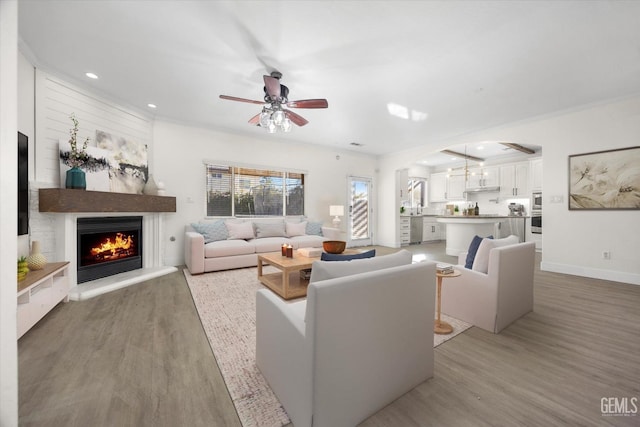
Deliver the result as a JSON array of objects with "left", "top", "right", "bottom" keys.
[
  {"left": 219, "top": 95, "right": 264, "bottom": 105},
  {"left": 248, "top": 113, "right": 261, "bottom": 125},
  {"left": 285, "top": 110, "right": 309, "bottom": 127},
  {"left": 286, "top": 99, "right": 329, "bottom": 109},
  {"left": 263, "top": 75, "right": 281, "bottom": 98}
]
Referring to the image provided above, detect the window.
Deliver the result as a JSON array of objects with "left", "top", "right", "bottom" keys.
[{"left": 206, "top": 163, "right": 304, "bottom": 217}]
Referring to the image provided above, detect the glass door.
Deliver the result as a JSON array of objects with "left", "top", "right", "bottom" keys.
[{"left": 347, "top": 176, "right": 373, "bottom": 247}]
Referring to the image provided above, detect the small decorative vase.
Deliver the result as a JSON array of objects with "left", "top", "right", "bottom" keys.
[
  {"left": 27, "top": 241, "right": 47, "bottom": 270},
  {"left": 144, "top": 174, "right": 158, "bottom": 195},
  {"left": 65, "top": 167, "right": 86, "bottom": 189}
]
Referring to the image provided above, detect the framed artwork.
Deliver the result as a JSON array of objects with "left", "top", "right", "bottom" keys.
[{"left": 568, "top": 146, "right": 640, "bottom": 210}]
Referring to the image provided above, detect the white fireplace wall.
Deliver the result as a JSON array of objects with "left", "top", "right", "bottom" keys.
[{"left": 55, "top": 212, "right": 166, "bottom": 288}]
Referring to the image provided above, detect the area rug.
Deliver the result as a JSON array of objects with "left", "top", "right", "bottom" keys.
[{"left": 183, "top": 267, "right": 472, "bottom": 427}]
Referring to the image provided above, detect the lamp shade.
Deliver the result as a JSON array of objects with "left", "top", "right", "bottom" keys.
[{"left": 329, "top": 205, "right": 344, "bottom": 216}]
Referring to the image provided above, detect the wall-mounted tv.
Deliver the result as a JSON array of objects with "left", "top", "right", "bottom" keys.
[{"left": 18, "top": 132, "right": 28, "bottom": 235}]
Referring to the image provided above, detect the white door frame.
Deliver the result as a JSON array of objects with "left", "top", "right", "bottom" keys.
[{"left": 347, "top": 175, "right": 374, "bottom": 247}]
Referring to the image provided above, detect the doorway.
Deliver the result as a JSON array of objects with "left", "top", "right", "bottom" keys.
[{"left": 347, "top": 176, "right": 373, "bottom": 247}]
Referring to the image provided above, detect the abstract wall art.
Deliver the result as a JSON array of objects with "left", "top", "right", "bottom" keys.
[{"left": 568, "top": 146, "right": 640, "bottom": 210}]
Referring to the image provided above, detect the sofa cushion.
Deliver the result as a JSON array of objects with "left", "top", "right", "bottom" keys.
[
  {"left": 465, "top": 235, "right": 492, "bottom": 269},
  {"left": 252, "top": 237, "right": 291, "bottom": 253},
  {"left": 310, "top": 249, "right": 412, "bottom": 284},
  {"left": 225, "top": 220, "right": 255, "bottom": 240},
  {"left": 254, "top": 221, "right": 287, "bottom": 238},
  {"left": 204, "top": 239, "right": 255, "bottom": 257},
  {"left": 321, "top": 249, "right": 376, "bottom": 261},
  {"left": 191, "top": 220, "right": 229, "bottom": 243},
  {"left": 306, "top": 221, "right": 324, "bottom": 236},
  {"left": 472, "top": 235, "right": 520, "bottom": 273},
  {"left": 289, "top": 234, "right": 325, "bottom": 249},
  {"left": 286, "top": 221, "right": 308, "bottom": 237}
]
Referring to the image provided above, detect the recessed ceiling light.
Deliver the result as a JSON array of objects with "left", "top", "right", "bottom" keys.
[
  {"left": 85, "top": 72, "right": 98, "bottom": 79},
  {"left": 147, "top": 103, "right": 157, "bottom": 109},
  {"left": 477, "top": 146, "right": 484, "bottom": 150},
  {"left": 350, "top": 142, "right": 363, "bottom": 147}
]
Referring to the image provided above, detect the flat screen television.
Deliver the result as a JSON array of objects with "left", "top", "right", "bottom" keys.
[{"left": 18, "top": 131, "right": 28, "bottom": 235}]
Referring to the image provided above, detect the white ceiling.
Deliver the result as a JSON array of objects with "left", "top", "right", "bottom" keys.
[{"left": 18, "top": 0, "right": 640, "bottom": 166}]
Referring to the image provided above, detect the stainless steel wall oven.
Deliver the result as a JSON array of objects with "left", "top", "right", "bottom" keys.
[{"left": 531, "top": 192, "right": 542, "bottom": 234}]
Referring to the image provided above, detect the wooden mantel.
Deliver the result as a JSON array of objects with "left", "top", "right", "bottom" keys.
[{"left": 39, "top": 188, "right": 176, "bottom": 213}]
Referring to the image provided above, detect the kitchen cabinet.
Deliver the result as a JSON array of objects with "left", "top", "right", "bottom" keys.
[
  {"left": 530, "top": 158, "right": 543, "bottom": 191},
  {"left": 447, "top": 175, "right": 466, "bottom": 200},
  {"left": 429, "top": 172, "right": 448, "bottom": 202},
  {"left": 500, "top": 162, "right": 529, "bottom": 197},
  {"left": 422, "top": 217, "right": 441, "bottom": 242},
  {"left": 467, "top": 166, "right": 499, "bottom": 189},
  {"left": 399, "top": 217, "right": 410, "bottom": 246},
  {"left": 397, "top": 168, "right": 409, "bottom": 204}
]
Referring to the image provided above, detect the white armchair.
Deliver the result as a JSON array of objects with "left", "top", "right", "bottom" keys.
[
  {"left": 441, "top": 241, "right": 535, "bottom": 333},
  {"left": 256, "top": 252, "right": 436, "bottom": 427}
]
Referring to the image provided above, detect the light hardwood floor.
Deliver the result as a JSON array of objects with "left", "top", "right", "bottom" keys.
[{"left": 18, "top": 243, "right": 640, "bottom": 426}]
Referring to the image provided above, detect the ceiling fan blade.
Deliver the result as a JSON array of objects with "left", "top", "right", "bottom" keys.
[
  {"left": 263, "top": 75, "right": 281, "bottom": 99},
  {"left": 248, "top": 113, "right": 261, "bottom": 125},
  {"left": 219, "top": 95, "right": 264, "bottom": 105},
  {"left": 285, "top": 110, "right": 309, "bottom": 127},
  {"left": 286, "top": 99, "right": 329, "bottom": 109}
]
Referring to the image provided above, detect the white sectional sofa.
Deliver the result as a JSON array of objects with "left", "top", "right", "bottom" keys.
[{"left": 185, "top": 217, "right": 340, "bottom": 274}]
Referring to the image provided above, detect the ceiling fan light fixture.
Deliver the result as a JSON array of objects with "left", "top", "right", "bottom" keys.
[
  {"left": 282, "top": 118, "right": 292, "bottom": 132},
  {"left": 260, "top": 109, "right": 271, "bottom": 127},
  {"left": 267, "top": 121, "right": 277, "bottom": 133},
  {"left": 272, "top": 109, "right": 285, "bottom": 125}
]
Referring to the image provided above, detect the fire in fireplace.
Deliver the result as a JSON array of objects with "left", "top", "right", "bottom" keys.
[{"left": 77, "top": 216, "right": 143, "bottom": 283}]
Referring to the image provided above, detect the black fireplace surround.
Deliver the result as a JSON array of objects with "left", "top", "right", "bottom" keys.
[{"left": 77, "top": 216, "right": 143, "bottom": 283}]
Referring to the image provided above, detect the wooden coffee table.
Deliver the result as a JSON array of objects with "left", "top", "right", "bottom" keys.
[{"left": 257, "top": 249, "right": 362, "bottom": 300}]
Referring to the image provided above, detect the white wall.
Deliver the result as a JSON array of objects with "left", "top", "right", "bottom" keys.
[
  {"left": 152, "top": 120, "right": 378, "bottom": 266},
  {"left": 1, "top": 1, "right": 19, "bottom": 424},
  {"left": 28, "top": 70, "right": 154, "bottom": 263},
  {"left": 378, "top": 95, "right": 640, "bottom": 285}
]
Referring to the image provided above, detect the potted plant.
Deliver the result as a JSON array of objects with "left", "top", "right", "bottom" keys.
[{"left": 61, "top": 113, "right": 90, "bottom": 189}]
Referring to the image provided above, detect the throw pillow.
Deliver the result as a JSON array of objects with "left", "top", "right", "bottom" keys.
[
  {"left": 471, "top": 235, "right": 520, "bottom": 274},
  {"left": 310, "top": 249, "right": 412, "bottom": 283},
  {"left": 306, "top": 221, "right": 323, "bottom": 236},
  {"left": 225, "top": 220, "right": 255, "bottom": 240},
  {"left": 191, "top": 220, "right": 228, "bottom": 243},
  {"left": 465, "top": 235, "right": 493, "bottom": 269},
  {"left": 286, "top": 221, "right": 308, "bottom": 237},
  {"left": 320, "top": 249, "right": 376, "bottom": 261},
  {"left": 254, "top": 221, "right": 286, "bottom": 238}
]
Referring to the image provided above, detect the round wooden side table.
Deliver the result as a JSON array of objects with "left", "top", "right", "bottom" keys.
[{"left": 435, "top": 269, "right": 461, "bottom": 335}]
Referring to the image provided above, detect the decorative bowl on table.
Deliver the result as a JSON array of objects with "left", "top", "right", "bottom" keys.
[{"left": 323, "top": 240, "right": 346, "bottom": 254}]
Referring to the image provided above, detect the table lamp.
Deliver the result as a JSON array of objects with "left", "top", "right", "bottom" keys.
[{"left": 329, "top": 205, "right": 344, "bottom": 228}]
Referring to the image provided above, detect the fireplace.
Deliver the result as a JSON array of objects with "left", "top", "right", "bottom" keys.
[{"left": 77, "top": 216, "right": 143, "bottom": 283}]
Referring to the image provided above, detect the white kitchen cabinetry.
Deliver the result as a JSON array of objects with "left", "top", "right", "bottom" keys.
[
  {"left": 397, "top": 168, "right": 409, "bottom": 205},
  {"left": 447, "top": 175, "right": 466, "bottom": 200},
  {"left": 399, "top": 217, "right": 410, "bottom": 246},
  {"left": 422, "top": 217, "right": 441, "bottom": 241},
  {"left": 468, "top": 166, "right": 499, "bottom": 189},
  {"left": 429, "top": 172, "right": 448, "bottom": 202},
  {"left": 500, "top": 162, "right": 529, "bottom": 197},
  {"left": 17, "top": 262, "right": 70, "bottom": 339},
  {"left": 530, "top": 158, "right": 543, "bottom": 191}
]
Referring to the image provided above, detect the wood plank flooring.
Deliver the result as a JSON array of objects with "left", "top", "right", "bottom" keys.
[{"left": 18, "top": 243, "right": 640, "bottom": 426}]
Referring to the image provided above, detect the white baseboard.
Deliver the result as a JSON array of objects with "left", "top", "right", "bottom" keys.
[{"left": 540, "top": 261, "right": 640, "bottom": 286}]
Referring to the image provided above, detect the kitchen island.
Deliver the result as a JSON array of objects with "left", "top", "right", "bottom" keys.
[{"left": 437, "top": 216, "right": 526, "bottom": 256}]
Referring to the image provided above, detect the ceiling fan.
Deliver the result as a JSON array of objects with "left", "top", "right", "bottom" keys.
[{"left": 219, "top": 71, "right": 328, "bottom": 133}]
